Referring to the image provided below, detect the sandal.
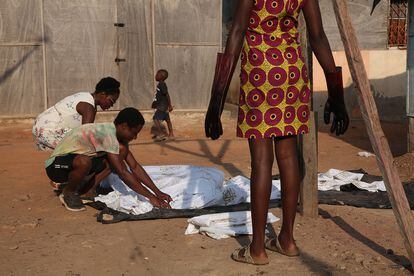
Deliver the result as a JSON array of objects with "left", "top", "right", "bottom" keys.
[
  {"left": 265, "top": 237, "right": 300, "bottom": 257},
  {"left": 231, "top": 244, "right": 269, "bottom": 265}
]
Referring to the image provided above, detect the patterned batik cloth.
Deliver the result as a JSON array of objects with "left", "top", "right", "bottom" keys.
[
  {"left": 32, "top": 92, "right": 95, "bottom": 150},
  {"left": 237, "top": 0, "right": 311, "bottom": 139},
  {"left": 45, "top": 123, "right": 119, "bottom": 168}
]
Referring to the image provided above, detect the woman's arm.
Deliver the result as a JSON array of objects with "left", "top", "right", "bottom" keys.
[
  {"left": 205, "top": 0, "right": 254, "bottom": 139},
  {"left": 76, "top": 102, "right": 96, "bottom": 124},
  {"left": 106, "top": 152, "right": 171, "bottom": 208},
  {"left": 303, "top": 0, "right": 349, "bottom": 135},
  {"left": 224, "top": 0, "right": 254, "bottom": 57},
  {"left": 303, "top": 0, "right": 336, "bottom": 73},
  {"left": 125, "top": 150, "right": 172, "bottom": 203}
]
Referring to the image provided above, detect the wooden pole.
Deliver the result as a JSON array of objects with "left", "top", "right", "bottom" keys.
[
  {"left": 332, "top": 0, "right": 414, "bottom": 265},
  {"left": 407, "top": 0, "right": 414, "bottom": 152},
  {"left": 298, "top": 14, "right": 318, "bottom": 217}
]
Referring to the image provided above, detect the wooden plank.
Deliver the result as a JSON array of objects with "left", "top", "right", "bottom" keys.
[
  {"left": 117, "top": 0, "right": 154, "bottom": 109},
  {"left": 319, "top": 0, "right": 388, "bottom": 51},
  {"left": 0, "top": 0, "right": 42, "bottom": 44},
  {"left": 155, "top": 45, "right": 218, "bottom": 109},
  {"left": 332, "top": 0, "right": 414, "bottom": 265},
  {"left": 409, "top": 118, "right": 414, "bottom": 153},
  {"left": 43, "top": 0, "right": 118, "bottom": 107},
  {"left": 299, "top": 112, "right": 318, "bottom": 217},
  {"left": 0, "top": 46, "right": 44, "bottom": 116},
  {"left": 298, "top": 13, "right": 318, "bottom": 217},
  {"left": 154, "top": 0, "right": 221, "bottom": 44}
]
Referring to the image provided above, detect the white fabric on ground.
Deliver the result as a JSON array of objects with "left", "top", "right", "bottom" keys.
[
  {"left": 318, "top": 169, "right": 386, "bottom": 192},
  {"left": 96, "top": 165, "right": 225, "bottom": 215},
  {"left": 95, "top": 166, "right": 386, "bottom": 216},
  {"left": 185, "top": 211, "right": 279, "bottom": 239}
]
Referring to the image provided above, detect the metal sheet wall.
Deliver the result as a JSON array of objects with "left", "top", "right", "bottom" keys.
[
  {"left": 0, "top": 0, "right": 44, "bottom": 116},
  {"left": 0, "top": 0, "right": 222, "bottom": 117}
]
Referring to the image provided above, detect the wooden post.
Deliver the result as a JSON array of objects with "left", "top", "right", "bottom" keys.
[
  {"left": 332, "top": 0, "right": 414, "bottom": 265},
  {"left": 407, "top": 0, "right": 414, "bottom": 152},
  {"left": 298, "top": 14, "right": 318, "bottom": 217},
  {"left": 299, "top": 112, "right": 318, "bottom": 217}
]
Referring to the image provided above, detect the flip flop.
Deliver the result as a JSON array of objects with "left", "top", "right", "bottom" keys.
[
  {"left": 231, "top": 244, "right": 269, "bottom": 265},
  {"left": 265, "top": 237, "right": 300, "bottom": 257}
]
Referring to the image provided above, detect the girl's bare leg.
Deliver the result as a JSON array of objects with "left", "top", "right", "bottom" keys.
[
  {"left": 274, "top": 135, "right": 300, "bottom": 252},
  {"left": 248, "top": 138, "right": 274, "bottom": 261}
]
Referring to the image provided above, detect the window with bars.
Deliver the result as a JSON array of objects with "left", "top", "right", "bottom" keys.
[{"left": 388, "top": 0, "right": 408, "bottom": 48}]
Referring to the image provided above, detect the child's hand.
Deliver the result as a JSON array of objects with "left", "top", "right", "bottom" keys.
[
  {"left": 157, "top": 191, "right": 173, "bottom": 203},
  {"left": 168, "top": 105, "right": 174, "bottom": 112}
]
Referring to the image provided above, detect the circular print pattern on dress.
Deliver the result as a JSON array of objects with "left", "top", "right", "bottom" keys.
[
  {"left": 264, "top": 107, "right": 282, "bottom": 126},
  {"left": 246, "top": 31, "right": 262, "bottom": 47},
  {"left": 287, "top": 0, "right": 299, "bottom": 14},
  {"left": 241, "top": 49, "right": 247, "bottom": 66},
  {"left": 298, "top": 46, "right": 305, "bottom": 63},
  {"left": 238, "top": 107, "right": 246, "bottom": 123},
  {"left": 246, "top": 108, "right": 263, "bottom": 127},
  {"left": 281, "top": 33, "right": 295, "bottom": 45},
  {"left": 297, "top": 124, "right": 309, "bottom": 135},
  {"left": 266, "top": 88, "right": 284, "bottom": 106},
  {"left": 246, "top": 88, "right": 265, "bottom": 108},
  {"left": 301, "top": 65, "right": 308, "bottom": 83},
  {"left": 268, "top": 67, "right": 287, "bottom": 86},
  {"left": 284, "top": 125, "right": 296, "bottom": 136},
  {"left": 253, "top": 0, "right": 265, "bottom": 11},
  {"left": 240, "top": 68, "right": 248, "bottom": 85},
  {"left": 249, "top": 68, "right": 266, "bottom": 87},
  {"left": 265, "top": 0, "right": 284, "bottom": 14},
  {"left": 297, "top": 104, "right": 309, "bottom": 123},
  {"left": 280, "top": 16, "right": 295, "bottom": 32},
  {"left": 284, "top": 47, "right": 298, "bottom": 64},
  {"left": 239, "top": 88, "right": 246, "bottom": 106},
  {"left": 264, "top": 34, "right": 283, "bottom": 47},
  {"left": 236, "top": 125, "right": 243, "bottom": 137},
  {"left": 245, "top": 129, "right": 262, "bottom": 139},
  {"left": 249, "top": 12, "right": 260, "bottom": 29},
  {"left": 266, "top": 48, "right": 284, "bottom": 66},
  {"left": 248, "top": 48, "right": 265, "bottom": 67},
  {"left": 283, "top": 105, "right": 296, "bottom": 124},
  {"left": 264, "top": 127, "right": 283, "bottom": 138},
  {"left": 299, "top": 86, "right": 310, "bottom": 103},
  {"left": 286, "top": 86, "right": 300, "bottom": 104},
  {"left": 260, "top": 16, "right": 278, "bottom": 33},
  {"left": 288, "top": 66, "right": 300, "bottom": 85}
]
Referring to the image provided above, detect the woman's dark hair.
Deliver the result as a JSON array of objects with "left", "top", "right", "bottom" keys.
[
  {"left": 114, "top": 107, "right": 145, "bottom": 127},
  {"left": 95, "top": 77, "right": 120, "bottom": 95}
]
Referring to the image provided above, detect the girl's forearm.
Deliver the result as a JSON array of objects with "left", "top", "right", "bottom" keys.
[{"left": 309, "top": 33, "right": 337, "bottom": 73}]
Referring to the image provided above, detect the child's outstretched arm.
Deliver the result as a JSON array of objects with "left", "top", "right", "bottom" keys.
[
  {"left": 125, "top": 151, "right": 173, "bottom": 204},
  {"left": 106, "top": 152, "right": 171, "bottom": 208}
]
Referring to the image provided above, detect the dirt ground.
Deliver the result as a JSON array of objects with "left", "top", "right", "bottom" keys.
[{"left": 0, "top": 112, "right": 413, "bottom": 275}]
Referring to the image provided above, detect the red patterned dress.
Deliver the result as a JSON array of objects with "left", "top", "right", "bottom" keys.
[{"left": 237, "top": 0, "right": 310, "bottom": 139}]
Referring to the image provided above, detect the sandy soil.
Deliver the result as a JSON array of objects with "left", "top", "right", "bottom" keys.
[{"left": 0, "top": 113, "right": 413, "bottom": 275}]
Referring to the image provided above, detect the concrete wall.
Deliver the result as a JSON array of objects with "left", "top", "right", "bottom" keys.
[{"left": 313, "top": 50, "right": 407, "bottom": 122}]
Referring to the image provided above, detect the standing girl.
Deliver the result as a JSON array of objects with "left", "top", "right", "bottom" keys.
[{"left": 205, "top": 0, "right": 349, "bottom": 265}]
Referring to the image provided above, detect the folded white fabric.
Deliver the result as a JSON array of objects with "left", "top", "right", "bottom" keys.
[{"left": 185, "top": 211, "right": 279, "bottom": 239}]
